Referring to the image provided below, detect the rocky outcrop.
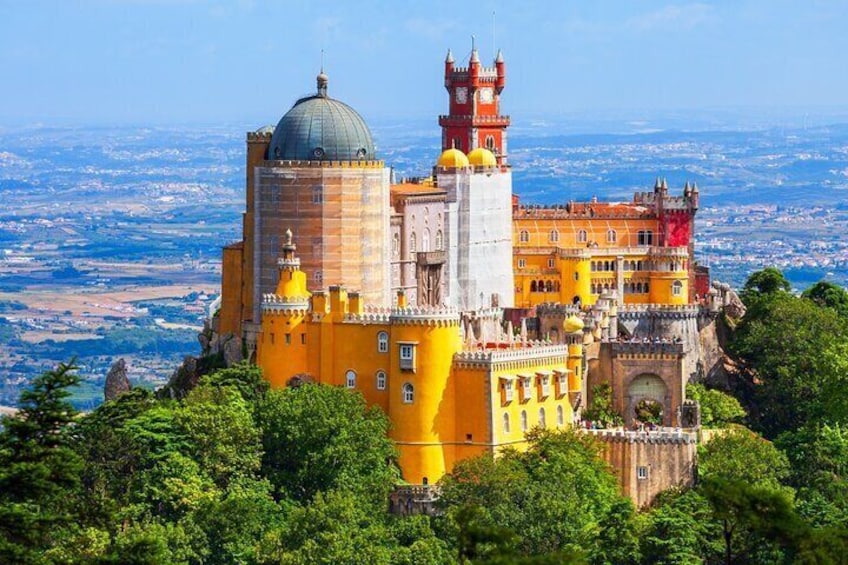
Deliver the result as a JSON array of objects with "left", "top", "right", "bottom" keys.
[{"left": 104, "top": 358, "right": 131, "bottom": 402}]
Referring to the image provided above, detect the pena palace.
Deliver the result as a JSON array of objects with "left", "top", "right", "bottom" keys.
[{"left": 212, "top": 43, "right": 718, "bottom": 507}]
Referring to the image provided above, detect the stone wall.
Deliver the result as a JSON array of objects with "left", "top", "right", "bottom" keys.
[{"left": 588, "top": 429, "right": 697, "bottom": 508}]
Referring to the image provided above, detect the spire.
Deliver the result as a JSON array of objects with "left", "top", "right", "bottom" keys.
[
  {"left": 470, "top": 35, "right": 479, "bottom": 63},
  {"left": 661, "top": 178, "right": 668, "bottom": 190},
  {"left": 495, "top": 48, "right": 504, "bottom": 63},
  {"left": 445, "top": 48, "right": 454, "bottom": 64},
  {"left": 654, "top": 177, "right": 662, "bottom": 190}
]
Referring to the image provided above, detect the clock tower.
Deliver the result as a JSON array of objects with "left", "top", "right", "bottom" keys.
[{"left": 439, "top": 42, "right": 510, "bottom": 165}]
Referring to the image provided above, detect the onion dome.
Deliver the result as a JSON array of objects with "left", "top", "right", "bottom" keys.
[
  {"left": 563, "top": 315, "right": 585, "bottom": 334},
  {"left": 467, "top": 147, "right": 497, "bottom": 167},
  {"left": 268, "top": 72, "right": 376, "bottom": 162},
  {"left": 437, "top": 147, "right": 469, "bottom": 168}
]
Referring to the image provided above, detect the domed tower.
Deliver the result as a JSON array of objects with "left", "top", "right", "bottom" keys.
[
  {"left": 220, "top": 71, "right": 391, "bottom": 347},
  {"left": 257, "top": 229, "right": 312, "bottom": 387}
]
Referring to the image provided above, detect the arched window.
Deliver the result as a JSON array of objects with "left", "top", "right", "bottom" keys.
[
  {"left": 530, "top": 281, "right": 538, "bottom": 292},
  {"left": 547, "top": 258, "right": 555, "bottom": 269},
  {"left": 644, "top": 282, "right": 650, "bottom": 293},
  {"left": 485, "top": 135, "right": 495, "bottom": 150},
  {"left": 538, "top": 408, "right": 546, "bottom": 429},
  {"left": 392, "top": 233, "right": 399, "bottom": 257},
  {"left": 376, "top": 371, "right": 386, "bottom": 390},
  {"left": 636, "top": 282, "right": 644, "bottom": 294},
  {"left": 409, "top": 232, "right": 416, "bottom": 254},
  {"left": 402, "top": 382, "right": 414, "bottom": 404},
  {"left": 557, "top": 405, "right": 564, "bottom": 427},
  {"left": 591, "top": 283, "right": 597, "bottom": 294},
  {"left": 604, "top": 260, "right": 610, "bottom": 271},
  {"left": 537, "top": 280, "right": 545, "bottom": 292},
  {"left": 577, "top": 229, "right": 588, "bottom": 243},
  {"left": 519, "top": 230, "right": 529, "bottom": 243},
  {"left": 520, "top": 410, "right": 528, "bottom": 432},
  {"left": 422, "top": 228, "right": 431, "bottom": 252},
  {"left": 549, "top": 229, "right": 559, "bottom": 243},
  {"left": 377, "top": 331, "right": 389, "bottom": 353},
  {"left": 607, "top": 229, "right": 616, "bottom": 243},
  {"left": 672, "top": 280, "right": 683, "bottom": 296},
  {"left": 591, "top": 262, "right": 597, "bottom": 272},
  {"left": 314, "top": 271, "right": 323, "bottom": 284},
  {"left": 636, "top": 261, "right": 643, "bottom": 271},
  {"left": 345, "top": 370, "right": 356, "bottom": 389},
  {"left": 435, "top": 230, "right": 443, "bottom": 250},
  {"left": 603, "top": 283, "right": 610, "bottom": 293},
  {"left": 503, "top": 413, "right": 510, "bottom": 433}
]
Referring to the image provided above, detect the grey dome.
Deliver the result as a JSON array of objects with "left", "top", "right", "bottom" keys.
[{"left": 269, "top": 74, "right": 376, "bottom": 162}]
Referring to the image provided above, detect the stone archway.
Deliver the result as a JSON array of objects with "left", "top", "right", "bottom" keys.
[{"left": 626, "top": 373, "right": 668, "bottom": 427}]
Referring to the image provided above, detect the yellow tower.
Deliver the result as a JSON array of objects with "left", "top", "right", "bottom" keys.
[
  {"left": 564, "top": 315, "right": 585, "bottom": 395},
  {"left": 257, "top": 229, "right": 312, "bottom": 388},
  {"left": 388, "top": 308, "right": 463, "bottom": 485}
]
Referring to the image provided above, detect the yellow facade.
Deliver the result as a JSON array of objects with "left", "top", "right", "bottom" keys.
[{"left": 256, "top": 239, "right": 582, "bottom": 485}]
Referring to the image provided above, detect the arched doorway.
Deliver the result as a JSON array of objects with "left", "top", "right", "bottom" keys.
[{"left": 627, "top": 374, "right": 668, "bottom": 427}]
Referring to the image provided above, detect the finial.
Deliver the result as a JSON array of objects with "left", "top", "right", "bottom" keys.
[
  {"left": 495, "top": 48, "right": 504, "bottom": 63},
  {"left": 445, "top": 48, "right": 454, "bottom": 64},
  {"left": 285, "top": 228, "right": 293, "bottom": 247},
  {"left": 470, "top": 35, "right": 479, "bottom": 63},
  {"left": 316, "top": 68, "right": 328, "bottom": 97}
]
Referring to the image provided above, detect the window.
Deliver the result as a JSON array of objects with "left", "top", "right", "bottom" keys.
[
  {"left": 522, "top": 377, "right": 532, "bottom": 399},
  {"left": 345, "top": 370, "right": 356, "bottom": 389},
  {"left": 435, "top": 230, "right": 443, "bottom": 250},
  {"left": 538, "top": 408, "right": 546, "bottom": 429},
  {"left": 312, "top": 186, "right": 323, "bottom": 204},
  {"left": 314, "top": 271, "right": 323, "bottom": 284},
  {"left": 399, "top": 343, "right": 416, "bottom": 370},
  {"left": 557, "top": 371, "right": 567, "bottom": 395},
  {"left": 637, "top": 230, "right": 654, "bottom": 245},
  {"left": 376, "top": 370, "right": 386, "bottom": 390},
  {"left": 518, "top": 259, "right": 526, "bottom": 269},
  {"left": 577, "top": 229, "right": 588, "bottom": 243},
  {"left": 377, "top": 331, "right": 389, "bottom": 353},
  {"left": 503, "top": 412, "right": 510, "bottom": 433},
  {"left": 549, "top": 229, "right": 559, "bottom": 243},
  {"left": 422, "top": 228, "right": 431, "bottom": 252},
  {"left": 637, "top": 466, "right": 649, "bottom": 480},
  {"left": 520, "top": 410, "right": 528, "bottom": 432},
  {"left": 409, "top": 232, "right": 417, "bottom": 254},
  {"left": 547, "top": 258, "right": 555, "bottom": 269},
  {"left": 504, "top": 379, "right": 514, "bottom": 402},
  {"left": 285, "top": 333, "right": 291, "bottom": 345},
  {"left": 557, "top": 405, "right": 564, "bottom": 427},
  {"left": 402, "top": 382, "right": 414, "bottom": 404},
  {"left": 672, "top": 280, "right": 683, "bottom": 296},
  {"left": 301, "top": 333, "right": 306, "bottom": 345},
  {"left": 540, "top": 374, "right": 551, "bottom": 397},
  {"left": 607, "top": 229, "right": 616, "bottom": 243},
  {"left": 519, "top": 230, "right": 529, "bottom": 243},
  {"left": 485, "top": 135, "right": 495, "bottom": 150},
  {"left": 392, "top": 233, "right": 400, "bottom": 257}
]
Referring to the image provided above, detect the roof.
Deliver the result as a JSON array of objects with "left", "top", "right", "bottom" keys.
[{"left": 390, "top": 183, "right": 446, "bottom": 196}]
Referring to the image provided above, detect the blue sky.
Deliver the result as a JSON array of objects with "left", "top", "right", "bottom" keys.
[{"left": 1, "top": 1, "right": 846, "bottom": 126}]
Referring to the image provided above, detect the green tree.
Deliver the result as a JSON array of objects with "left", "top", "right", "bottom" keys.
[
  {"left": 739, "top": 267, "right": 791, "bottom": 305},
  {"left": 583, "top": 383, "right": 623, "bottom": 428},
  {"left": 687, "top": 383, "right": 746, "bottom": 428},
  {"left": 438, "top": 429, "right": 630, "bottom": 562},
  {"left": 699, "top": 427, "right": 790, "bottom": 491},
  {"left": 257, "top": 383, "right": 398, "bottom": 507},
  {"left": 176, "top": 384, "right": 262, "bottom": 489},
  {"left": 802, "top": 280, "right": 848, "bottom": 318},
  {"left": 0, "top": 361, "right": 84, "bottom": 564},
  {"left": 728, "top": 292, "right": 848, "bottom": 437},
  {"left": 640, "top": 489, "right": 721, "bottom": 565}
]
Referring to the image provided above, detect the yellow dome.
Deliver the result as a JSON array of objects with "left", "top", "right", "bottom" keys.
[
  {"left": 467, "top": 147, "right": 497, "bottom": 167},
  {"left": 563, "top": 315, "right": 585, "bottom": 334},
  {"left": 437, "top": 148, "right": 469, "bottom": 168}
]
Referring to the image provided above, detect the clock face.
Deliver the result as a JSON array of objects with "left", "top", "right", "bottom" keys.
[
  {"left": 479, "top": 87, "right": 494, "bottom": 103},
  {"left": 455, "top": 87, "right": 468, "bottom": 104}
]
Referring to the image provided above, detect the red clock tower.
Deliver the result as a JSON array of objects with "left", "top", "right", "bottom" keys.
[{"left": 439, "top": 43, "right": 510, "bottom": 165}]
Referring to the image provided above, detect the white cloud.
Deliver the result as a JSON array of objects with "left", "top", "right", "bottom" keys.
[{"left": 625, "top": 3, "right": 717, "bottom": 33}]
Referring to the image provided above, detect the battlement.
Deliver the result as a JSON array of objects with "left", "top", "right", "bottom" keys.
[
  {"left": 609, "top": 341, "right": 686, "bottom": 356},
  {"left": 454, "top": 343, "right": 569, "bottom": 367},
  {"left": 246, "top": 131, "right": 273, "bottom": 142},
  {"left": 262, "top": 159, "right": 385, "bottom": 169},
  {"left": 390, "top": 305, "right": 461, "bottom": 326},
  {"left": 261, "top": 293, "right": 310, "bottom": 313},
  {"left": 617, "top": 304, "right": 701, "bottom": 319},
  {"left": 584, "top": 428, "right": 697, "bottom": 444}
]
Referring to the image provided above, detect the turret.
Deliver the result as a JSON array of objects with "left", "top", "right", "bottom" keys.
[
  {"left": 469, "top": 37, "right": 480, "bottom": 83},
  {"left": 495, "top": 49, "right": 505, "bottom": 93},
  {"left": 444, "top": 49, "right": 454, "bottom": 89}
]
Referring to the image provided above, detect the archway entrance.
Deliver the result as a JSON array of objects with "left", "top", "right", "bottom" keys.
[{"left": 627, "top": 374, "right": 668, "bottom": 427}]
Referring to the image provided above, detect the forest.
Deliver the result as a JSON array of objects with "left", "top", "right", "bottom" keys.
[{"left": 1, "top": 268, "right": 848, "bottom": 564}]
